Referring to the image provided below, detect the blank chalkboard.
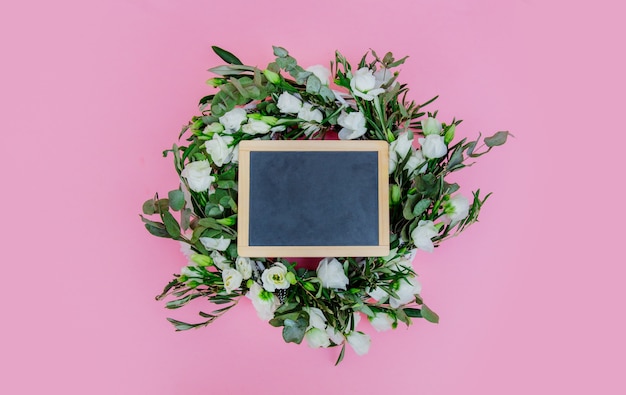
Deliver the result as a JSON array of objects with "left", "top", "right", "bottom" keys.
[{"left": 237, "top": 140, "right": 389, "bottom": 257}]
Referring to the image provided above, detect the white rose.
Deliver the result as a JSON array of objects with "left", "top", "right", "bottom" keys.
[
  {"left": 346, "top": 331, "right": 371, "bottom": 356},
  {"left": 350, "top": 67, "right": 385, "bottom": 101},
  {"left": 242, "top": 119, "right": 272, "bottom": 135},
  {"left": 305, "top": 328, "right": 331, "bottom": 348},
  {"left": 276, "top": 92, "right": 302, "bottom": 114},
  {"left": 326, "top": 327, "right": 345, "bottom": 344},
  {"left": 246, "top": 282, "right": 280, "bottom": 320},
  {"left": 389, "top": 276, "right": 422, "bottom": 308},
  {"left": 388, "top": 132, "right": 414, "bottom": 173},
  {"left": 181, "top": 160, "right": 214, "bottom": 192},
  {"left": 404, "top": 149, "right": 427, "bottom": 176},
  {"left": 445, "top": 194, "right": 470, "bottom": 223},
  {"left": 219, "top": 108, "right": 247, "bottom": 131},
  {"left": 303, "top": 307, "right": 327, "bottom": 330},
  {"left": 337, "top": 111, "right": 367, "bottom": 140},
  {"left": 235, "top": 257, "right": 252, "bottom": 280},
  {"left": 261, "top": 262, "right": 290, "bottom": 292},
  {"left": 421, "top": 117, "right": 442, "bottom": 136},
  {"left": 210, "top": 250, "right": 230, "bottom": 270},
  {"left": 419, "top": 135, "right": 447, "bottom": 159},
  {"left": 199, "top": 237, "right": 231, "bottom": 252},
  {"left": 222, "top": 268, "right": 243, "bottom": 293},
  {"left": 369, "top": 312, "right": 394, "bottom": 332},
  {"left": 306, "top": 65, "right": 331, "bottom": 85},
  {"left": 204, "top": 134, "right": 234, "bottom": 167},
  {"left": 410, "top": 220, "right": 439, "bottom": 253},
  {"left": 316, "top": 258, "right": 349, "bottom": 290}
]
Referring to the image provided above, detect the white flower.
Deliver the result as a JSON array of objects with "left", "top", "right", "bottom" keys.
[
  {"left": 261, "top": 262, "right": 290, "bottom": 292},
  {"left": 421, "top": 117, "right": 443, "bottom": 136},
  {"left": 204, "top": 134, "right": 234, "bottom": 167},
  {"left": 337, "top": 111, "right": 367, "bottom": 140},
  {"left": 388, "top": 132, "right": 414, "bottom": 173},
  {"left": 210, "top": 250, "right": 230, "bottom": 270},
  {"left": 222, "top": 268, "right": 243, "bottom": 293},
  {"left": 410, "top": 220, "right": 439, "bottom": 253},
  {"left": 316, "top": 258, "right": 349, "bottom": 290},
  {"left": 419, "top": 135, "right": 447, "bottom": 159},
  {"left": 367, "top": 287, "right": 388, "bottom": 302},
  {"left": 199, "top": 237, "right": 231, "bottom": 252},
  {"left": 297, "top": 103, "right": 324, "bottom": 136},
  {"left": 445, "top": 194, "right": 470, "bottom": 223},
  {"left": 350, "top": 67, "right": 385, "bottom": 101},
  {"left": 369, "top": 312, "right": 394, "bottom": 332},
  {"left": 297, "top": 103, "right": 323, "bottom": 123},
  {"left": 181, "top": 160, "right": 214, "bottom": 192},
  {"left": 242, "top": 119, "right": 272, "bottom": 135},
  {"left": 374, "top": 67, "right": 395, "bottom": 88},
  {"left": 235, "top": 257, "right": 252, "bottom": 280},
  {"left": 304, "top": 307, "right": 327, "bottom": 329},
  {"left": 219, "top": 108, "right": 247, "bottom": 131},
  {"left": 246, "top": 282, "right": 280, "bottom": 320},
  {"left": 389, "top": 276, "right": 422, "bottom": 308},
  {"left": 276, "top": 92, "right": 302, "bottom": 114},
  {"left": 305, "top": 328, "right": 331, "bottom": 348},
  {"left": 404, "top": 149, "right": 427, "bottom": 176},
  {"left": 306, "top": 65, "right": 331, "bottom": 85},
  {"left": 346, "top": 331, "right": 371, "bottom": 356},
  {"left": 326, "top": 327, "right": 345, "bottom": 344}
]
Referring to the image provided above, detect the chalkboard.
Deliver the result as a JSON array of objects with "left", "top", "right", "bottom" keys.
[{"left": 237, "top": 140, "right": 389, "bottom": 257}]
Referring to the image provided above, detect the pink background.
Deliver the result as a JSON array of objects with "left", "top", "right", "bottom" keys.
[{"left": 1, "top": 0, "right": 624, "bottom": 394}]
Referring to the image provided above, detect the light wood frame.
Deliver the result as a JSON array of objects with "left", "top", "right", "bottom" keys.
[{"left": 237, "top": 140, "right": 389, "bottom": 257}]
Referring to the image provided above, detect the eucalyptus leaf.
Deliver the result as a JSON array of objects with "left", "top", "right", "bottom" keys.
[
  {"left": 484, "top": 131, "right": 512, "bottom": 147},
  {"left": 162, "top": 211, "right": 181, "bottom": 238},
  {"left": 421, "top": 304, "right": 439, "bottom": 323},
  {"left": 168, "top": 190, "right": 185, "bottom": 211},
  {"left": 282, "top": 317, "right": 308, "bottom": 344}
]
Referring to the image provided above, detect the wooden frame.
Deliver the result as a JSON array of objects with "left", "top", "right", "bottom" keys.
[{"left": 237, "top": 140, "right": 389, "bottom": 257}]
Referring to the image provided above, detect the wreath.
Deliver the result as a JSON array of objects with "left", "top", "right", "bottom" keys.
[{"left": 141, "top": 46, "right": 509, "bottom": 364}]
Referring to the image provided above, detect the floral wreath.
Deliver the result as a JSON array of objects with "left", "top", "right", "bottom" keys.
[{"left": 141, "top": 46, "right": 509, "bottom": 364}]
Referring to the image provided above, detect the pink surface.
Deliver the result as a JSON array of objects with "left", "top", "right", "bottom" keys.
[{"left": 1, "top": 0, "right": 624, "bottom": 394}]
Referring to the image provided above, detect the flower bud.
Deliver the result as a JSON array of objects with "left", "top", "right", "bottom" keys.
[
  {"left": 216, "top": 217, "right": 236, "bottom": 226},
  {"left": 444, "top": 124, "right": 456, "bottom": 144},
  {"left": 203, "top": 122, "right": 224, "bottom": 135},
  {"left": 206, "top": 78, "right": 226, "bottom": 87},
  {"left": 261, "top": 116, "right": 279, "bottom": 126},
  {"left": 389, "top": 184, "right": 401, "bottom": 206},
  {"left": 303, "top": 282, "right": 316, "bottom": 292},
  {"left": 263, "top": 69, "right": 281, "bottom": 84},
  {"left": 286, "top": 272, "right": 297, "bottom": 285},
  {"left": 191, "top": 254, "right": 213, "bottom": 267},
  {"left": 187, "top": 280, "right": 200, "bottom": 288}
]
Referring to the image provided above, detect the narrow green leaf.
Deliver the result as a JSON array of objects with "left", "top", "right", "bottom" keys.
[
  {"left": 404, "top": 307, "right": 423, "bottom": 318},
  {"left": 335, "top": 343, "right": 346, "bottom": 366},
  {"left": 144, "top": 223, "right": 169, "bottom": 238},
  {"left": 211, "top": 46, "right": 243, "bottom": 65}
]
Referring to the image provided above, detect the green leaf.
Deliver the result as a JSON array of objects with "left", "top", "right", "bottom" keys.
[
  {"left": 144, "top": 222, "right": 169, "bottom": 238},
  {"left": 273, "top": 46, "right": 289, "bottom": 57},
  {"left": 306, "top": 75, "right": 322, "bottom": 94},
  {"left": 404, "top": 307, "right": 422, "bottom": 318},
  {"left": 282, "top": 317, "right": 307, "bottom": 344},
  {"left": 211, "top": 46, "right": 243, "bottom": 65},
  {"left": 484, "top": 131, "right": 512, "bottom": 147},
  {"left": 413, "top": 198, "right": 432, "bottom": 217},
  {"left": 162, "top": 211, "right": 181, "bottom": 238},
  {"left": 335, "top": 343, "right": 346, "bottom": 366},
  {"left": 142, "top": 199, "right": 157, "bottom": 215},
  {"left": 168, "top": 190, "right": 185, "bottom": 211},
  {"left": 421, "top": 304, "right": 439, "bottom": 323}
]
